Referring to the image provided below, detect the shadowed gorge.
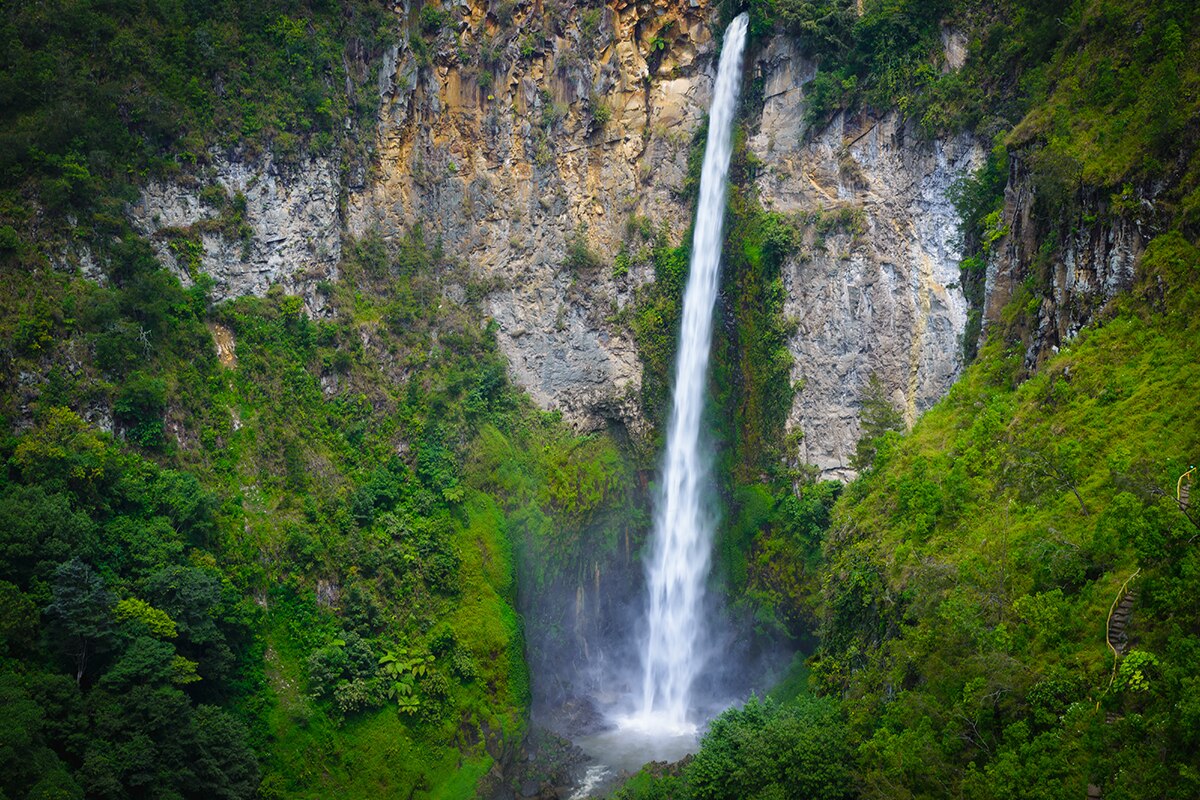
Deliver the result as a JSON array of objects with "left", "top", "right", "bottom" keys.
[{"left": 2, "top": 0, "right": 1199, "bottom": 798}]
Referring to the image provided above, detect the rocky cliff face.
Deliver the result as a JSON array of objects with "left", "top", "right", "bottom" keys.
[
  {"left": 124, "top": 9, "right": 982, "bottom": 478},
  {"left": 982, "top": 157, "right": 1147, "bottom": 368},
  {"left": 748, "top": 37, "right": 981, "bottom": 480},
  {"left": 123, "top": 2, "right": 1141, "bottom": 482},
  {"left": 349, "top": 0, "right": 719, "bottom": 435},
  {"left": 129, "top": 153, "right": 343, "bottom": 313}
]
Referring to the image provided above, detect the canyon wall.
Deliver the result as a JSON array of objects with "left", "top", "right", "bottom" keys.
[
  {"left": 124, "top": 0, "right": 1146, "bottom": 480},
  {"left": 747, "top": 37, "right": 980, "bottom": 480},
  {"left": 118, "top": 4, "right": 1156, "bottom": 722},
  {"left": 348, "top": 7, "right": 986, "bottom": 477}
]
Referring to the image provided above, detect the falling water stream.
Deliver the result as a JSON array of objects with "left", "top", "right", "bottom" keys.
[
  {"left": 570, "top": 14, "right": 750, "bottom": 787},
  {"left": 635, "top": 10, "right": 749, "bottom": 733}
]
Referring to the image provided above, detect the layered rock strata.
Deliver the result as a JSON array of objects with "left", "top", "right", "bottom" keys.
[
  {"left": 748, "top": 37, "right": 981, "bottom": 480},
  {"left": 349, "top": 0, "right": 719, "bottom": 434}
]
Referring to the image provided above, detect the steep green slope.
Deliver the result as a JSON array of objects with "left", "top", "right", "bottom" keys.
[
  {"left": 0, "top": 224, "right": 641, "bottom": 798},
  {"left": 815, "top": 231, "right": 1200, "bottom": 799}
]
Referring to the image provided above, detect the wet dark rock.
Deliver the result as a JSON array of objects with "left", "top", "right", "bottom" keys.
[
  {"left": 554, "top": 695, "right": 609, "bottom": 737},
  {"left": 478, "top": 727, "right": 589, "bottom": 800}
]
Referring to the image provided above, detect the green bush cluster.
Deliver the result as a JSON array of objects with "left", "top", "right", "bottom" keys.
[
  {"left": 715, "top": 195, "right": 798, "bottom": 485},
  {"left": 614, "top": 695, "right": 853, "bottom": 800},
  {"left": 749, "top": 0, "right": 956, "bottom": 130},
  {"left": 633, "top": 232, "right": 690, "bottom": 425},
  {"left": 0, "top": 411, "right": 259, "bottom": 800},
  {"left": 0, "top": 0, "right": 391, "bottom": 237}
]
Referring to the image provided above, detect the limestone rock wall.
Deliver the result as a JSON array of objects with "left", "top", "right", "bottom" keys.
[
  {"left": 129, "top": 154, "right": 342, "bottom": 312},
  {"left": 349, "top": 0, "right": 720, "bottom": 435},
  {"left": 748, "top": 37, "right": 981, "bottom": 481}
]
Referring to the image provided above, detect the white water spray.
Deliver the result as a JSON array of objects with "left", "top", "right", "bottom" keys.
[{"left": 633, "top": 12, "right": 749, "bottom": 733}]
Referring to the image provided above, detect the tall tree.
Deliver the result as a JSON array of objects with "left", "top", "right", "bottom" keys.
[{"left": 45, "top": 559, "right": 115, "bottom": 686}]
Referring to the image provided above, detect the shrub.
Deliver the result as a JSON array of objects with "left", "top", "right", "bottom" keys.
[
  {"left": 592, "top": 99, "right": 613, "bottom": 128},
  {"left": 687, "top": 695, "right": 853, "bottom": 800},
  {"left": 580, "top": 7, "right": 603, "bottom": 43},
  {"left": 420, "top": 4, "right": 448, "bottom": 35},
  {"left": 0, "top": 225, "right": 19, "bottom": 252},
  {"left": 563, "top": 226, "right": 603, "bottom": 275},
  {"left": 114, "top": 372, "right": 168, "bottom": 449}
]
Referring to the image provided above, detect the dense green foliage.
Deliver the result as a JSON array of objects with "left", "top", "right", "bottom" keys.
[
  {"left": 614, "top": 695, "right": 854, "bottom": 800},
  {"left": 0, "top": 413, "right": 259, "bottom": 800},
  {"left": 742, "top": 0, "right": 1056, "bottom": 138},
  {"left": 0, "top": 219, "right": 648, "bottom": 797},
  {"left": 631, "top": 229, "right": 691, "bottom": 428},
  {"left": 0, "top": 0, "right": 389, "bottom": 243}
]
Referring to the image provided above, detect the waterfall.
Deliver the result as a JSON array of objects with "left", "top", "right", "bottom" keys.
[{"left": 635, "top": 12, "right": 749, "bottom": 732}]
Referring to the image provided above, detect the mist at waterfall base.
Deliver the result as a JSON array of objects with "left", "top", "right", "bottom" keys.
[
  {"left": 516, "top": 13, "right": 793, "bottom": 784},
  {"left": 604, "top": 8, "right": 751, "bottom": 761}
]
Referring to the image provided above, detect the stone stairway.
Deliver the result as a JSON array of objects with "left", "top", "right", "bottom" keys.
[
  {"left": 1107, "top": 589, "right": 1137, "bottom": 656},
  {"left": 1091, "top": 577, "right": 1140, "bottom": 799}
]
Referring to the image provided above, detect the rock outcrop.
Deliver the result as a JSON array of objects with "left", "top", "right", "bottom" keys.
[
  {"left": 129, "top": 154, "right": 342, "bottom": 311},
  {"left": 982, "top": 157, "right": 1147, "bottom": 368},
  {"left": 349, "top": 0, "right": 720, "bottom": 435},
  {"left": 748, "top": 37, "right": 981, "bottom": 480}
]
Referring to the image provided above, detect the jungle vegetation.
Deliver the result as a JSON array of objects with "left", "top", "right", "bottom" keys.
[{"left": 1, "top": 0, "right": 1198, "bottom": 798}]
